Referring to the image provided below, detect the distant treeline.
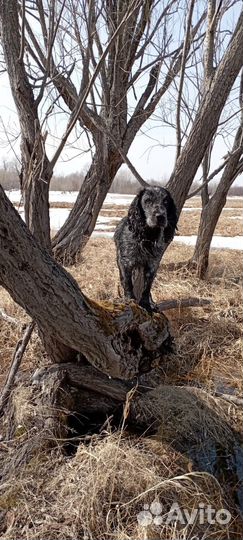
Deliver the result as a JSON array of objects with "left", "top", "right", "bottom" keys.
[{"left": 0, "top": 165, "right": 242, "bottom": 196}]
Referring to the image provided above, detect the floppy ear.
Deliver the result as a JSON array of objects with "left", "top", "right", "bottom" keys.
[
  {"left": 128, "top": 190, "right": 145, "bottom": 234},
  {"left": 164, "top": 190, "right": 178, "bottom": 244}
]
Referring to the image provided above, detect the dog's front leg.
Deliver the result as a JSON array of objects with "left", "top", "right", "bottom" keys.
[
  {"left": 139, "top": 268, "right": 156, "bottom": 312},
  {"left": 120, "top": 265, "right": 136, "bottom": 300}
]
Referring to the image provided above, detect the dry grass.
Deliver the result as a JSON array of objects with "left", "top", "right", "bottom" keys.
[
  {"left": 0, "top": 240, "right": 242, "bottom": 539},
  {"left": 177, "top": 209, "right": 242, "bottom": 236},
  {"left": 182, "top": 196, "right": 242, "bottom": 209},
  {"left": 0, "top": 433, "right": 242, "bottom": 540}
]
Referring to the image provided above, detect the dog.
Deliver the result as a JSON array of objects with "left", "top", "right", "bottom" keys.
[{"left": 114, "top": 186, "right": 178, "bottom": 311}]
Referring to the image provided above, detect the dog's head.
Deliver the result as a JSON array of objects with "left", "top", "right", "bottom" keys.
[{"left": 128, "top": 186, "right": 178, "bottom": 242}]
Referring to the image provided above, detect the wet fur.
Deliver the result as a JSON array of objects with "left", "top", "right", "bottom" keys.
[{"left": 114, "top": 187, "right": 178, "bottom": 311}]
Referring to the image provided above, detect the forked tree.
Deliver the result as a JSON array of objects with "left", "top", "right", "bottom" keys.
[
  {"left": 0, "top": 183, "right": 174, "bottom": 431},
  {"left": 1, "top": 1, "right": 243, "bottom": 265}
]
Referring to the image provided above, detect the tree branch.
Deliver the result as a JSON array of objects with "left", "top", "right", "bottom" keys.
[
  {"left": 18, "top": 0, "right": 26, "bottom": 62},
  {"left": 156, "top": 297, "right": 211, "bottom": 312},
  {"left": 0, "top": 321, "right": 35, "bottom": 416},
  {"left": 175, "top": 0, "right": 195, "bottom": 160},
  {"left": 49, "top": 0, "right": 142, "bottom": 170}
]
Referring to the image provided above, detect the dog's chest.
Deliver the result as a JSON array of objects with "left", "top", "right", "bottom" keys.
[{"left": 140, "top": 238, "right": 161, "bottom": 258}]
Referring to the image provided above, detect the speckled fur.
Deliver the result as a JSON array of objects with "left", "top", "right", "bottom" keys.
[{"left": 114, "top": 187, "right": 178, "bottom": 311}]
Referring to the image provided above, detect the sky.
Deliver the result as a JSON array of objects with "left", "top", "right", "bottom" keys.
[{"left": 0, "top": 2, "right": 242, "bottom": 187}]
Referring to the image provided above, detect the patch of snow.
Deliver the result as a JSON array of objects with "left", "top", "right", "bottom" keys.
[
  {"left": 17, "top": 206, "right": 119, "bottom": 231},
  {"left": 5, "top": 190, "right": 135, "bottom": 206},
  {"left": 174, "top": 235, "right": 243, "bottom": 250},
  {"left": 92, "top": 231, "right": 114, "bottom": 238},
  {"left": 95, "top": 223, "right": 115, "bottom": 230},
  {"left": 182, "top": 207, "right": 242, "bottom": 212},
  {"left": 98, "top": 215, "right": 120, "bottom": 222},
  {"left": 6, "top": 190, "right": 22, "bottom": 203},
  {"left": 103, "top": 193, "right": 134, "bottom": 206}
]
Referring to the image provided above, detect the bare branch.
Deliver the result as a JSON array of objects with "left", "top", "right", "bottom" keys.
[
  {"left": 35, "top": 0, "right": 67, "bottom": 107},
  {"left": 18, "top": 0, "right": 26, "bottom": 62},
  {"left": 175, "top": 0, "right": 195, "bottom": 160},
  {"left": 125, "top": 11, "right": 207, "bottom": 150},
  {"left": 156, "top": 297, "right": 211, "bottom": 312},
  {"left": 0, "top": 321, "right": 35, "bottom": 416},
  {"left": 0, "top": 308, "right": 21, "bottom": 326},
  {"left": 49, "top": 0, "right": 142, "bottom": 170}
]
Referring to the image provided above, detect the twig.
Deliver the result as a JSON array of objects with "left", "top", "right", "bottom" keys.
[
  {"left": 214, "top": 392, "right": 243, "bottom": 407},
  {"left": 0, "top": 308, "right": 20, "bottom": 326},
  {"left": 0, "top": 321, "right": 35, "bottom": 416},
  {"left": 156, "top": 297, "right": 211, "bottom": 312}
]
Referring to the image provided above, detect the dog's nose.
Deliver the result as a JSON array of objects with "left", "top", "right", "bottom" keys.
[{"left": 155, "top": 209, "right": 166, "bottom": 217}]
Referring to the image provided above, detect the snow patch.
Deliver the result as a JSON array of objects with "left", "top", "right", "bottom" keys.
[{"left": 174, "top": 235, "right": 242, "bottom": 250}]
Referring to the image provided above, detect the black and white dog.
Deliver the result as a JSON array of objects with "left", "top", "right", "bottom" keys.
[{"left": 114, "top": 187, "right": 178, "bottom": 311}]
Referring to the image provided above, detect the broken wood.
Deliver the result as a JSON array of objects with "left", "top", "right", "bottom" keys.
[
  {"left": 156, "top": 297, "right": 211, "bottom": 311},
  {"left": 214, "top": 391, "right": 243, "bottom": 407},
  {"left": 0, "top": 308, "right": 20, "bottom": 326},
  {"left": 0, "top": 321, "right": 35, "bottom": 416},
  {"left": 31, "top": 362, "right": 134, "bottom": 403}
]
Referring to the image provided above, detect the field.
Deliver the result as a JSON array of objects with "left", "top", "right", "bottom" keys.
[{"left": 0, "top": 195, "right": 242, "bottom": 539}]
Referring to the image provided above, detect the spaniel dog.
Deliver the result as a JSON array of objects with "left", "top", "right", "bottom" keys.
[{"left": 114, "top": 187, "right": 178, "bottom": 311}]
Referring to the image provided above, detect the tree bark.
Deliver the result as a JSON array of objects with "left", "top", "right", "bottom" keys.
[
  {"left": 0, "top": 185, "right": 172, "bottom": 380},
  {"left": 190, "top": 79, "right": 243, "bottom": 278}
]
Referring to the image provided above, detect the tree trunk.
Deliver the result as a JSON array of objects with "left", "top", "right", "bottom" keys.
[
  {"left": 190, "top": 199, "right": 221, "bottom": 278},
  {"left": 167, "top": 9, "right": 243, "bottom": 212},
  {"left": 0, "top": 0, "right": 52, "bottom": 252},
  {"left": 191, "top": 183, "right": 234, "bottom": 279},
  {"left": 0, "top": 185, "right": 172, "bottom": 380},
  {"left": 191, "top": 107, "right": 243, "bottom": 278},
  {"left": 20, "top": 141, "right": 52, "bottom": 252},
  {"left": 52, "top": 149, "right": 123, "bottom": 264}
]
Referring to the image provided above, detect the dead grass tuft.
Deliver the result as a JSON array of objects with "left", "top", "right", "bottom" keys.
[{"left": 0, "top": 433, "right": 242, "bottom": 539}]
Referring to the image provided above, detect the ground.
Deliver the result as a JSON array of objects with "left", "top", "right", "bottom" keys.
[{"left": 0, "top": 204, "right": 242, "bottom": 539}]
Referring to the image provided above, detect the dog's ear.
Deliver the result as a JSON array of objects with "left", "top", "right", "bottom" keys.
[
  {"left": 164, "top": 190, "right": 178, "bottom": 244},
  {"left": 128, "top": 190, "right": 145, "bottom": 233}
]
